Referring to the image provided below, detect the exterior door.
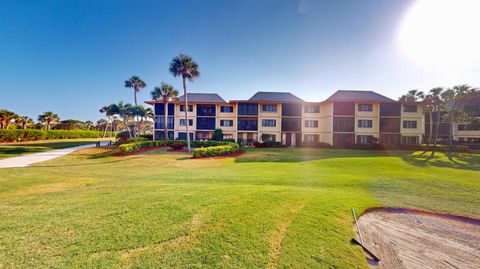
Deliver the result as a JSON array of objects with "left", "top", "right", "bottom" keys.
[{"left": 286, "top": 133, "right": 292, "bottom": 146}]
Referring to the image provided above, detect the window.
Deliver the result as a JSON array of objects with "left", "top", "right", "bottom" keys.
[
  {"left": 402, "top": 136, "right": 419, "bottom": 145},
  {"left": 403, "top": 104, "right": 417, "bottom": 112},
  {"left": 155, "top": 116, "right": 174, "bottom": 129},
  {"left": 179, "top": 105, "right": 193, "bottom": 112},
  {"left": 197, "top": 105, "right": 216, "bottom": 116},
  {"left": 223, "top": 133, "right": 234, "bottom": 140},
  {"left": 403, "top": 120, "right": 417, "bottom": 129},
  {"left": 380, "top": 103, "right": 401, "bottom": 116},
  {"left": 304, "top": 104, "right": 320, "bottom": 113},
  {"left": 178, "top": 132, "right": 194, "bottom": 140},
  {"left": 380, "top": 118, "right": 401, "bottom": 133},
  {"left": 220, "top": 106, "right": 234, "bottom": 113},
  {"left": 304, "top": 134, "right": 319, "bottom": 142},
  {"left": 305, "top": 120, "right": 319, "bottom": 128},
  {"left": 357, "top": 135, "right": 374, "bottom": 144},
  {"left": 179, "top": 119, "right": 193, "bottom": 126},
  {"left": 261, "top": 134, "right": 276, "bottom": 142},
  {"left": 238, "top": 103, "right": 258, "bottom": 115},
  {"left": 282, "top": 103, "right": 302, "bottom": 116},
  {"left": 358, "top": 119, "right": 373, "bottom": 128},
  {"left": 262, "top": 119, "right": 276, "bottom": 127},
  {"left": 333, "top": 102, "right": 355, "bottom": 115},
  {"left": 196, "top": 117, "right": 216, "bottom": 130},
  {"left": 220, "top": 120, "right": 234, "bottom": 127},
  {"left": 358, "top": 104, "right": 373, "bottom": 112},
  {"left": 238, "top": 119, "right": 258, "bottom": 131},
  {"left": 262, "top": 104, "right": 277, "bottom": 112},
  {"left": 333, "top": 117, "right": 355, "bottom": 132},
  {"left": 282, "top": 118, "right": 301, "bottom": 131}
]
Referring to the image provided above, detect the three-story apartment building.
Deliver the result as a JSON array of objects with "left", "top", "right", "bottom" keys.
[{"left": 146, "top": 90, "right": 478, "bottom": 146}]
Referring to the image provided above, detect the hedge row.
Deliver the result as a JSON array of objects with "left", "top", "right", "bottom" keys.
[
  {"left": 118, "top": 139, "right": 238, "bottom": 154},
  {"left": 193, "top": 143, "right": 240, "bottom": 158},
  {"left": 0, "top": 129, "right": 115, "bottom": 142}
]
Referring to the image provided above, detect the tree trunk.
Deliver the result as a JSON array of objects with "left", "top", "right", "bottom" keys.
[
  {"left": 448, "top": 111, "right": 453, "bottom": 159},
  {"left": 183, "top": 76, "right": 191, "bottom": 152},
  {"left": 432, "top": 111, "right": 441, "bottom": 156},
  {"left": 428, "top": 111, "right": 433, "bottom": 146},
  {"left": 164, "top": 101, "right": 169, "bottom": 141},
  {"left": 102, "top": 118, "right": 109, "bottom": 138}
]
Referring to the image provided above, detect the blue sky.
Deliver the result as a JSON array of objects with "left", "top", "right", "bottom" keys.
[{"left": 1, "top": 0, "right": 479, "bottom": 121}]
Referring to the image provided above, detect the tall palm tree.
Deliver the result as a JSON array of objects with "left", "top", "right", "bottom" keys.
[
  {"left": 85, "top": 120, "right": 94, "bottom": 130},
  {"left": 398, "top": 89, "right": 425, "bottom": 102},
  {"left": 100, "top": 105, "right": 118, "bottom": 137},
  {"left": 37, "top": 112, "right": 60, "bottom": 130},
  {"left": 169, "top": 54, "right": 200, "bottom": 151},
  {"left": 151, "top": 82, "right": 179, "bottom": 141},
  {"left": 15, "top": 116, "right": 34, "bottom": 129},
  {"left": 124, "top": 76, "right": 146, "bottom": 106},
  {"left": 0, "top": 110, "right": 18, "bottom": 129},
  {"left": 424, "top": 87, "right": 443, "bottom": 147}
]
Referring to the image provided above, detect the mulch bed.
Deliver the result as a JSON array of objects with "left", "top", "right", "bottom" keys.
[{"left": 167, "top": 149, "right": 190, "bottom": 153}]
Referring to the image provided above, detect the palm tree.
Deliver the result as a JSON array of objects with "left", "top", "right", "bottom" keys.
[
  {"left": 169, "top": 54, "right": 200, "bottom": 151},
  {"left": 151, "top": 82, "right": 179, "bottom": 141},
  {"left": 100, "top": 105, "right": 118, "bottom": 137},
  {"left": 15, "top": 116, "right": 34, "bottom": 129},
  {"left": 0, "top": 110, "right": 18, "bottom": 129},
  {"left": 398, "top": 89, "right": 425, "bottom": 102},
  {"left": 424, "top": 87, "right": 443, "bottom": 147},
  {"left": 124, "top": 76, "right": 146, "bottom": 106},
  {"left": 85, "top": 120, "right": 94, "bottom": 130},
  {"left": 37, "top": 112, "right": 60, "bottom": 130},
  {"left": 441, "top": 85, "right": 477, "bottom": 157}
]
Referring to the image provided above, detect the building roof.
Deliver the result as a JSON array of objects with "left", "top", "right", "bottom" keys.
[
  {"left": 247, "top": 91, "right": 304, "bottom": 103},
  {"left": 325, "top": 90, "right": 396, "bottom": 103},
  {"left": 177, "top": 93, "right": 227, "bottom": 103}
]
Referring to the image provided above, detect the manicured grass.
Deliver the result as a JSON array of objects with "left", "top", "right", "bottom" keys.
[
  {"left": 0, "top": 147, "right": 478, "bottom": 268},
  {"left": 0, "top": 138, "right": 112, "bottom": 159}
]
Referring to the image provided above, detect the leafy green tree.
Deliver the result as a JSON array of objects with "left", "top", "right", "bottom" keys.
[
  {"left": 169, "top": 54, "right": 200, "bottom": 151},
  {"left": 151, "top": 82, "right": 179, "bottom": 141},
  {"left": 38, "top": 111, "right": 60, "bottom": 130},
  {"left": 441, "top": 85, "right": 478, "bottom": 157},
  {"left": 398, "top": 89, "right": 425, "bottom": 102},
  {"left": 424, "top": 87, "right": 444, "bottom": 147},
  {"left": 15, "top": 116, "right": 34, "bottom": 129},
  {"left": 212, "top": 129, "right": 223, "bottom": 141},
  {"left": 0, "top": 110, "right": 18, "bottom": 129}
]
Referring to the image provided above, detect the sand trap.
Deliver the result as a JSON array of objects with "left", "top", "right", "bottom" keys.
[{"left": 356, "top": 208, "right": 480, "bottom": 269}]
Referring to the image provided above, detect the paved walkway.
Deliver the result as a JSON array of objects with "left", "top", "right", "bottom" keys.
[{"left": 0, "top": 142, "right": 106, "bottom": 168}]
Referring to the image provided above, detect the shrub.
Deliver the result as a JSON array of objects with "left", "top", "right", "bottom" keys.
[
  {"left": 127, "top": 137, "right": 148, "bottom": 143},
  {"left": 118, "top": 140, "right": 167, "bottom": 154},
  {"left": 212, "top": 129, "right": 223, "bottom": 141},
  {"left": 170, "top": 142, "right": 185, "bottom": 150},
  {"left": 0, "top": 129, "right": 115, "bottom": 142},
  {"left": 192, "top": 143, "right": 240, "bottom": 158},
  {"left": 254, "top": 141, "right": 284, "bottom": 148},
  {"left": 299, "top": 141, "right": 332, "bottom": 148}
]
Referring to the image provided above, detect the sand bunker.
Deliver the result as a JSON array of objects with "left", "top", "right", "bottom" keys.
[{"left": 356, "top": 208, "right": 480, "bottom": 269}]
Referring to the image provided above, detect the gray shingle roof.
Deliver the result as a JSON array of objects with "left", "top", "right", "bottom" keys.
[
  {"left": 248, "top": 91, "right": 304, "bottom": 103},
  {"left": 178, "top": 93, "right": 227, "bottom": 103},
  {"left": 326, "top": 90, "right": 395, "bottom": 102}
]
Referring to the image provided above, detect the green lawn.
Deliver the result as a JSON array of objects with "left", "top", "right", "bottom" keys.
[
  {"left": 0, "top": 147, "right": 478, "bottom": 268},
  {"left": 0, "top": 138, "right": 111, "bottom": 160}
]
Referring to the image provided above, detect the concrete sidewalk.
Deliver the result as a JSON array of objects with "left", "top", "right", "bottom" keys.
[{"left": 0, "top": 142, "right": 106, "bottom": 168}]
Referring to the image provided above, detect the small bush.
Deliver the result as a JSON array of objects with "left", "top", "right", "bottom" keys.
[
  {"left": 127, "top": 137, "right": 148, "bottom": 143},
  {"left": 118, "top": 140, "right": 166, "bottom": 153},
  {"left": 0, "top": 129, "right": 115, "bottom": 143},
  {"left": 254, "top": 141, "right": 284, "bottom": 148},
  {"left": 299, "top": 141, "right": 332, "bottom": 148},
  {"left": 193, "top": 143, "right": 240, "bottom": 158},
  {"left": 170, "top": 142, "right": 185, "bottom": 150}
]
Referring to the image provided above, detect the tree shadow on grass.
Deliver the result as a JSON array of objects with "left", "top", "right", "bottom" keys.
[
  {"left": 234, "top": 148, "right": 412, "bottom": 163},
  {"left": 401, "top": 152, "right": 480, "bottom": 171},
  {"left": 0, "top": 147, "right": 46, "bottom": 156}
]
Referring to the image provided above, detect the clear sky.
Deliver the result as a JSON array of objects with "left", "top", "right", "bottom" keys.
[{"left": 1, "top": 0, "right": 479, "bottom": 121}]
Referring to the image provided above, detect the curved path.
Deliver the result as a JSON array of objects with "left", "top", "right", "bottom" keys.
[{"left": 0, "top": 142, "right": 106, "bottom": 168}]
